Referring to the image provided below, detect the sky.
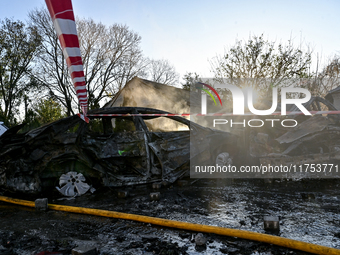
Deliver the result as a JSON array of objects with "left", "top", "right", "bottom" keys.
[{"left": 1, "top": 0, "right": 340, "bottom": 85}]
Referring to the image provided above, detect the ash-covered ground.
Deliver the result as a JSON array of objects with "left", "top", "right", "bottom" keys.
[{"left": 0, "top": 179, "right": 339, "bottom": 255}]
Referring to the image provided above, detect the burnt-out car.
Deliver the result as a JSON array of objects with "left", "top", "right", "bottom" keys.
[
  {"left": 246, "top": 96, "right": 340, "bottom": 178},
  {"left": 0, "top": 107, "right": 239, "bottom": 195}
]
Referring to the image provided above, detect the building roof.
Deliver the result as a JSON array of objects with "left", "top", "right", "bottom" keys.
[{"left": 104, "top": 77, "right": 201, "bottom": 113}]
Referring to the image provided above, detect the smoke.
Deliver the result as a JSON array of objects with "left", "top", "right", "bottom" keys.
[
  {"left": 144, "top": 117, "right": 189, "bottom": 132},
  {"left": 110, "top": 78, "right": 191, "bottom": 131},
  {"left": 121, "top": 80, "right": 191, "bottom": 114}
]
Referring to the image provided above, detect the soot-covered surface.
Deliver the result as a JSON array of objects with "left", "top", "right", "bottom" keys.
[{"left": 0, "top": 179, "right": 339, "bottom": 254}]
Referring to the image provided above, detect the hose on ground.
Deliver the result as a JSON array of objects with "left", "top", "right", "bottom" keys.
[{"left": 0, "top": 195, "right": 339, "bottom": 255}]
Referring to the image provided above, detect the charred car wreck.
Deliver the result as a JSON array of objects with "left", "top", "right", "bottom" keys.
[
  {"left": 250, "top": 97, "right": 340, "bottom": 178},
  {"left": 256, "top": 115, "right": 340, "bottom": 176},
  {"left": 0, "top": 107, "right": 238, "bottom": 194}
]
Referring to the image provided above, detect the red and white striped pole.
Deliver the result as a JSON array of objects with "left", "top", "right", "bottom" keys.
[{"left": 45, "top": 0, "right": 88, "bottom": 120}]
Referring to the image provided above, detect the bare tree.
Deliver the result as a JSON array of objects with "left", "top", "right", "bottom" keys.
[
  {"left": 77, "top": 18, "right": 147, "bottom": 108},
  {"left": 29, "top": 9, "right": 147, "bottom": 114},
  {"left": 145, "top": 59, "right": 179, "bottom": 86},
  {"left": 28, "top": 8, "right": 75, "bottom": 116}
]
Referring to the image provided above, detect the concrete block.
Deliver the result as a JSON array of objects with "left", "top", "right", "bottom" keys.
[
  {"left": 35, "top": 198, "right": 48, "bottom": 211},
  {"left": 150, "top": 192, "right": 160, "bottom": 201},
  {"left": 72, "top": 245, "right": 97, "bottom": 255},
  {"left": 264, "top": 216, "right": 280, "bottom": 232}
]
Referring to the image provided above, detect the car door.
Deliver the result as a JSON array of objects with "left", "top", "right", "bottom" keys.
[
  {"left": 145, "top": 116, "right": 191, "bottom": 182},
  {"left": 82, "top": 117, "right": 150, "bottom": 185}
]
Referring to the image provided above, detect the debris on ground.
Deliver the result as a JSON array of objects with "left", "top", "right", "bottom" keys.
[{"left": 0, "top": 179, "right": 339, "bottom": 254}]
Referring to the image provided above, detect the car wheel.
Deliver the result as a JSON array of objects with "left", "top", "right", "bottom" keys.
[
  {"left": 215, "top": 152, "right": 233, "bottom": 167},
  {"left": 56, "top": 171, "right": 91, "bottom": 197}
]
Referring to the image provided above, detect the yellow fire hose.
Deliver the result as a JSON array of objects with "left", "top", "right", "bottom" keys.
[{"left": 0, "top": 195, "right": 339, "bottom": 255}]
